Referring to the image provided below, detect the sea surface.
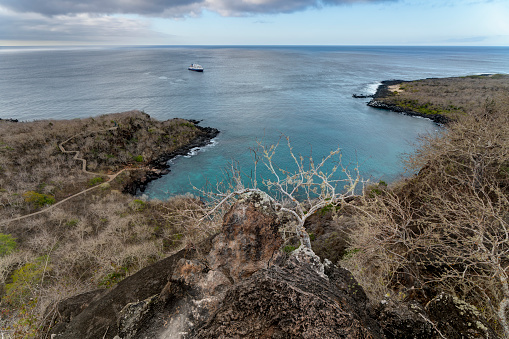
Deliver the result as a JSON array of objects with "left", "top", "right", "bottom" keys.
[{"left": 1, "top": 46, "right": 508, "bottom": 199}]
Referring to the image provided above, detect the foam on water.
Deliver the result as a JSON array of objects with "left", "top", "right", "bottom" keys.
[
  {"left": 184, "top": 138, "right": 218, "bottom": 158},
  {"left": 364, "top": 82, "right": 382, "bottom": 94}
]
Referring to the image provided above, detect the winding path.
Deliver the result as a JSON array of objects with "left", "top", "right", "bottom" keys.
[
  {"left": 1, "top": 126, "right": 144, "bottom": 225},
  {"left": 58, "top": 126, "right": 119, "bottom": 178}
]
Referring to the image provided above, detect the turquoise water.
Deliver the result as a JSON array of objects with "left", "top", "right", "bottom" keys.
[{"left": 1, "top": 46, "right": 508, "bottom": 199}]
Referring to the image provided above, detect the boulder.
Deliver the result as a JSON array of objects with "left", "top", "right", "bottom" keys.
[
  {"left": 375, "top": 298, "right": 434, "bottom": 338},
  {"left": 425, "top": 293, "right": 498, "bottom": 339}
]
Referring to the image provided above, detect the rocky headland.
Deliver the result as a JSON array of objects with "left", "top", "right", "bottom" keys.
[
  {"left": 362, "top": 74, "right": 509, "bottom": 124},
  {"left": 365, "top": 80, "right": 450, "bottom": 124},
  {"left": 122, "top": 121, "right": 219, "bottom": 195}
]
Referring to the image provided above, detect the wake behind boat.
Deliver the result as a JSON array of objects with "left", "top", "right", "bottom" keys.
[{"left": 188, "top": 64, "right": 204, "bottom": 72}]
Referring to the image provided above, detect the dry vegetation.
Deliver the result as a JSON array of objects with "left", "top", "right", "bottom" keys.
[
  {"left": 2, "top": 75, "right": 509, "bottom": 337},
  {"left": 343, "top": 77, "right": 509, "bottom": 335},
  {"left": 377, "top": 74, "right": 509, "bottom": 119},
  {"left": 0, "top": 111, "right": 221, "bottom": 337},
  {"left": 0, "top": 110, "right": 201, "bottom": 218}
]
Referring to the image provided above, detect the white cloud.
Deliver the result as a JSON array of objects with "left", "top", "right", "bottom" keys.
[
  {"left": 0, "top": 0, "right": 397, "bottom": 44},
  {"left": 0, "top": 7, "right": 171, "bottom": 43},
  {"left": 0, "top": 0, "right": 396, "bottom": 17}
]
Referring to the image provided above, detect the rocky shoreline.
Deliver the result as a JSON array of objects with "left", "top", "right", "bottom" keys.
[
  {"left": 123, "top": 120, "right": 219, "bottom": 195},
  {"left": 364, "top": 80, "right": 450, "bottom": 124}
]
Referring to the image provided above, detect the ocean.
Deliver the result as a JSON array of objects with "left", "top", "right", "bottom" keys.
[{"left": 1, "top": 46, "right": 508, "bottom": 199}]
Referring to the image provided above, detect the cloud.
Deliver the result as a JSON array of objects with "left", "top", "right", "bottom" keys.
[
  {"left": 0, "top": 9, "right": 171, "bottom": 43},
  {"left": 0, "top": 0, "right": 396, "bottom": 44},
  {"left": 0, "top": 0, "right": 396, "bottom": 17}
]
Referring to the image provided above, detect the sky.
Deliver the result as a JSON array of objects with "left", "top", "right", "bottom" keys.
[{"left": 0, "top": 0, "right": 508, "bottom": 46}]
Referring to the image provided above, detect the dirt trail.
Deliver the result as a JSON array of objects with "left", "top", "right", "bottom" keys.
[
  {"left": 58, "top": 126, "right": 119, "bottom": 178},
  {"left": 1, "top": 126, "right": 144, "bottom": 225}
]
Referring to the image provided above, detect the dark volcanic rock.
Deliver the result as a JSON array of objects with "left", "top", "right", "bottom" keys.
[
  {"left": 425, "top": 293, "right": 498, "bottom": 339},
  {"left": 0, "top": 118, "right": 19, "bottom": 123},
  {"left": 367, "top": 80, "right": 449, "bottom": 124},
  {"left": 47, "top": 244, "right": 211, "bottom": 339},
  {"left": 368, "top": 99, "right": 449, "bottom": 124},
  {"left": 48, "top": 191, "right": 498, "bottom": 339},
  {"left": 375, "top": 298, "right": 434, "bottom": 338},
  {"left": 122, "top": 121, "right": 219, "bottom": 195},
  {"left": 195, "top": 250, "right": 384, "bottom": 338},
  {"left": 353, "top": 94, "right": 374, "bottom": 98}
]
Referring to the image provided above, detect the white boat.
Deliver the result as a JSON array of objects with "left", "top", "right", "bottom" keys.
[{"left": 188, "top": 64, "right": 204, "bottom": 72}]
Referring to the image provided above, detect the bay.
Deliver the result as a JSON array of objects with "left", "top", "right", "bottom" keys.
[{"left": 1, "top": 46, "right": 508, "bottom": 199}]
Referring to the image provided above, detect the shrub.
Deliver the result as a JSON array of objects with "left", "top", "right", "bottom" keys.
[
  {"left": 283, "top": 245, "right": 297, "bottom": 253},
  {"left": 88, "top": 176, "right": 104, "bottom": 186},
  {"left": 129, "top": 199, "right": 146, "bottom": 211},
  {"left": 3, "top": 256, "right": 49, "bottom": 307},
  {"left": 0, "top": 233, "right": 17, "bottom": 256},
  {"left": 345, "top": 105, "right": 509, "bottom": 336},
  {"left": 23, "top": 191, "right": 55, "bottom": 207},
  {"left": 133, "top": 155, "right": 143, "bottom": 163}
]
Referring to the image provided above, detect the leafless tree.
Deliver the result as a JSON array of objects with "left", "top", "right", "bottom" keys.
[
  {"left": 199, "top": 135, "right": 361, "bottom": 249},
  {"left": 345, "top": 104, "right": 509, "bottom": 336}
]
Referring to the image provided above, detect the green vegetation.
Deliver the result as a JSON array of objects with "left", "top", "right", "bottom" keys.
[
  {"left": 283, "top": 245, "right": 297, "bottom": 253},
  {"left": 133, "top": 155, "right": 144, "bottom": 162},
  {"left": 88, "top": 176, "right": 104, "bottom": 186},
  {"left": 130, "top": 198, "right": 147, "bottom": 211},
  {"left": 0, "top": 233, "right": 16, "bottom": 256},
  {"left": 3, "top": 256, "right": 49, "bottom": 307},
  {"left": 22, "top": 191, "right": 55, "bottom": 207}
]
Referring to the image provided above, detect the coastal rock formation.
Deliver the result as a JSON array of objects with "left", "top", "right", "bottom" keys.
[
  {"left": 367, "top": 99, "right": 449, "bottom": 124},
  {"left": 47, "top": 191, "right": 496, "bottom": 338},
  {"left": 367, "top": 80, "right": 449, "bottom": 124},
  {"left": 122, "top": 121, "right": 219, "bottom": 195}
]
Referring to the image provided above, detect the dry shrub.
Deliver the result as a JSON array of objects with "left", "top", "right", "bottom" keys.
[
  {"left": 161, "top": 194, "right": 222, "bottom": 247},
  {"left": 379, "top": 74, "right": 509, "bottom": 119},
  {"left": 0, "top": 111, "right": 219, "bottom": 337},
  {"left": 0, "top": 190, "right": 216, "bottom": 337},
  {"left": 344, "top": 98, "right": 509, "bottom": 336}
]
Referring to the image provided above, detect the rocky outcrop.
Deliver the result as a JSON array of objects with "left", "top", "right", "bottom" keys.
[
  {"left": 367, "top": 99, "right": 449, "bottom": 124},
  {"left": 352, "top": 94, "right": 374, "bottom": 98},
  {"left": 48, "top": 191, "right": 498, "bottom": 338},
  {"left": 425, "top": 293, "right": 498, "bottom": 339},
  {"left": 367, "top": 80, "right": 449, "bottom": 124},
  {"left": 122, "top": 121, "right": 219, "bottom": 195},
  {"left": 375, "top": 298, "right": 435, "bottom": 338},
  {"left": 46, "top": 244, "right": 212, "bottom": 338},
  {"left": 195, "top": 248, "right": 383, "bottom": 338},
  {"left": 207, "top": 191, "right": 284, "bottom": 283},
  {"left": 0, "top": 118, "right": 19, "bottom": 123}
]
